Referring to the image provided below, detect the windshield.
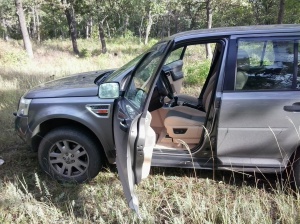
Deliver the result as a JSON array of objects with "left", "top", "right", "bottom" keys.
[{"left": 105, "top": 53, "right": 145, "bottom": 83}]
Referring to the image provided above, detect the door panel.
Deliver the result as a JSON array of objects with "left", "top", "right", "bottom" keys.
[
  {"left": 218, "top": 37, "right": 300, "bottom": 169},
  {"left": 162, "top": 60, "right": 184, "bottom": 94},
  {"left": 218, "top": 91, "right": 300, "bottom": 167},
  {"left": 113, "top": 40, "right": 173, "bottom": 215},
  {"left": 113, "top": 101, "right": 140, "bottom": 212},
  {"left": 137, "top": 112, "right": 155, "bottom": 180}
]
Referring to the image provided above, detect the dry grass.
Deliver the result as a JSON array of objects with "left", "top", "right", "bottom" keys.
[{"left": 0, "top": 38, "right": 300, "bottom": 223}]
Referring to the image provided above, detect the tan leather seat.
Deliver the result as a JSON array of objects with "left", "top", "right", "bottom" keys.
[
  {"left": 235, "top": 49, "right": 250, "bottom": 90},
  {"left": 164, "top": 73, "right": 217, "bottom": 144},
  {"left": 236, "top": 71, "right": 248, "bottom": 90},
  {"left": 164, "top": 107, "right": 205, "bottom": 143}
]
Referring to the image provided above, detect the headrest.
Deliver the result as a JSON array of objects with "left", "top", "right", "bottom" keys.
[{"left": 237, "top": 49, "right": 250, "bottom": 71}]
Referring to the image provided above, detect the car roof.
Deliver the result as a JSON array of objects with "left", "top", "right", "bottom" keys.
[{"left": 166, "top": 24, "right": 300, "bottom": 43}]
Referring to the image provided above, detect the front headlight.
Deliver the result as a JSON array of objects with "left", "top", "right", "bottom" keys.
[{"left": 17, "top": 97, "right": 32, "bottom": 116}]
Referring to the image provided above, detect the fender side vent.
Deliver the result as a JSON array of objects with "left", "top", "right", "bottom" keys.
[{"left": 86, "top": 104, "right": 111, "bottom": 118}]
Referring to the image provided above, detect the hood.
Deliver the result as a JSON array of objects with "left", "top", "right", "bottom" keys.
[{"left": 25, "top": 69, "right": 114, "bottom": 98}]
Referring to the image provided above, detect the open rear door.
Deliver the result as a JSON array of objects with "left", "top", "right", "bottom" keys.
[{"left": 112, "top": 41, "right": 173, "bottom": 215}]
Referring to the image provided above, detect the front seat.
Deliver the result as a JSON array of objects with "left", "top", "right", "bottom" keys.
[
  {"left": 164, "top": 72, "right": 217, "bottom": 144},
  {"left": 235, "top": 49, "right": 250, "bottom": 90}
]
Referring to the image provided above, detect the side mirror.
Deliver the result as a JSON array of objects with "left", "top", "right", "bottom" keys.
[{"left": 98, "top": 82, "right": 120, "bottom": 99}]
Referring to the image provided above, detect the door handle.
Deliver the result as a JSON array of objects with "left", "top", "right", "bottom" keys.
[
  {"left": 284, "top": 102, "right": 300, "bottom": 112},
  {"left": 120, "top": 119, "right": 128, "bottom": 132}
]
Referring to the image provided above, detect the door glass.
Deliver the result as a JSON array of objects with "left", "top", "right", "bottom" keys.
[
  {"left": 125, "top": 42, "right": 168, "bottom": 111},
  {"left": 235, "top": 39, "right": 300, "bottom": 90},
  {"left": 164, "top": 47, "right": 183, "bottom": 65}
]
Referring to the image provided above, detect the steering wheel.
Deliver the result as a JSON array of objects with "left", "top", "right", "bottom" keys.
[{"left": 157, "top": 71, "right": 174, "bottom": 99}]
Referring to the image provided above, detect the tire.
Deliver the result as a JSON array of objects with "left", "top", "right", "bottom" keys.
[{"left": 38, "top": 127, "right": 103, "bottom": 183}]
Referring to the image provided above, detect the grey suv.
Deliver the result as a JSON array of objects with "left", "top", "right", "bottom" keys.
[{"left": 15, "top": 25, "right": 300, "bottom": 213}]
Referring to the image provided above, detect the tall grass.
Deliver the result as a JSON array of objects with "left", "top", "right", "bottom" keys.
[
  {"left": 0, "top": 38, "right": 300, "bottom": 223},
  {"left": 1, "top": 170, "right": 299, "bottom": 223}
]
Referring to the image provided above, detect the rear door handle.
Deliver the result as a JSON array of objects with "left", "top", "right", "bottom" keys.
[{"left": 284, "top": 102, "right": 300, "bottom": 112}]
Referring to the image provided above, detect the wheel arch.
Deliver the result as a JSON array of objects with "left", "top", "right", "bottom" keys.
[
  {"left": 31, "top": 118, "right": 110, "bottom": 162},
  {"left": 287, "top": 145, "right": 300, "bottom": 167}
]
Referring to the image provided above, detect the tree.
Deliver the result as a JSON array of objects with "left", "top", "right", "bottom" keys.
[
  {"left": 250, "top": 0, "right": 278, "bottom": 24},
  {"left": 15, "top": 0, "right": 34, "bottom": 58},
  {"left": 92, "top": 0, "right": 109, "bottom": 53},
  {"left": 144, "top": 0, "right": 166, "bottom": 44},
  {"left": 205, "top": 0, "right": 213, "bottom": 59},
  {"left": 62, "top": 0, "right": 79, "bottom": 55},
  {"left": 277, "top": 0, "right": 285, "bottom": 24},
  {"left": 1, "top": 0, "right": 300, "bottom": 54},
  {"left": 98, "top": 16, "right": 107, "bottom": 53},
  {"left": 29, "top": 0, "right": 41, "bottom": 42},
  {"left": 284, "top": 0, "right": 300, "bottom": 24},
  {"left": 0, "top": 0, "right": 15, "bottom": 40}
]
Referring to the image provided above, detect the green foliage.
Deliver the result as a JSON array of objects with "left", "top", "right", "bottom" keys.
[
  {"left": 0, "top": 40, "right": 29, "bottom": 65},
  {"left": 79, "top": 48, "right": 91, "bottom": 58},
  {"left": 0, "top": 51, "right": 29, "bottom": 65},
  {"left": 2, "top": 0, "right": 299, "bottom": 45},
  {"left": 184, "top": 60, "right": 211, "bottom": 86},
  {"left": 123, "top": 30, "right": 134, "bottom": 39}
]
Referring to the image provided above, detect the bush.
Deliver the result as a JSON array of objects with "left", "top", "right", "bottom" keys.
[
  {"left": 184, "top": 59, "right": 211, "bottom": 86},
  {"left": 79, "top": 48, "right": 92, "bottom": 58}
]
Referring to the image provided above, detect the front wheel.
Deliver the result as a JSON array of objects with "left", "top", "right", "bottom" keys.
[{"left": 38, "top": 127, "right": 103, "bottom": 183}]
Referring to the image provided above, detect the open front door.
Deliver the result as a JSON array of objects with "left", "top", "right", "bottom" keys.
[{"left": 112, "top": 41, "right": 173, "bottom": 215}]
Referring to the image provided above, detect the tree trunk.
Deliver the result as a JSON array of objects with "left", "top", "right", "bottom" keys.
[
  {"left": 86, "top": 22, "right": 89, "bottom": 39},
  {"left": 15, "top": 0, "right": 34, "bottom": 58},
  {"left": 31, "top": 6, "right": 36, "bottom": 39},
  {"left": 139, "top": 16, "right": 144, "bottom": 44},
  {"left": 63, "top": 1, "right": 79, "bottom": 55},
  {"left": 174, "top": 14, "right": 179, "bottom": 33},
  {"left": 86, "top": 17, "right": 92, "bottom": 39},
  {"left": 106, "top": 20, "right": 111, "bottom": 39},
  {"left": 51, "top": 3, "right": 56, "bottom": 38},
  {"left": 36, "top": 5, "right": 40, "bottom": 42},
  {"left": 251, "top": 1, "right": 260, "bottom": 25},
  {"left": 98, "top": 20, "right": 107, "bottom": 54},
  {"left": 205, "top": 0, "right": 213, "bottom": 60},
  {"left": 144, "top": 10, "right": 153, "bottom": 45},
  {"left": 277, "top": 0, "right": 285, "bottom": 24},
  {"left": 123, "top": 14, "right": 129, "bottom": 36},
  {"left": 2, "top": 19, "right": 9, "bottom": 41},
  {"left": 89, "top": 17, "right": 93, "bottom": 38}
]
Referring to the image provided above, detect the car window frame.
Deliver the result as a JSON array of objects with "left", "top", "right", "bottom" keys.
[{"left": 224, "top": 34, "right": 300, "bottom": 92}]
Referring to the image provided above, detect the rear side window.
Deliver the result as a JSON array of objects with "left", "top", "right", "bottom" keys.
[{"left": 235, "top": 39, "right": 299, "bottom": 91}]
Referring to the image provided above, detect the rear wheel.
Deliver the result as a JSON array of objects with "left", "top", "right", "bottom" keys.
[
  {"left": 38, "top": 127, "right": 103, "bottom": 183},
  {"left": 292, "top": 151, "right": 300, "bottom": 188}
]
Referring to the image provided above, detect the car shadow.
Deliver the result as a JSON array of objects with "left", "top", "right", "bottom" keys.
[{"left": 147, "top": 166, "right": 294, "bottom": 193}]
